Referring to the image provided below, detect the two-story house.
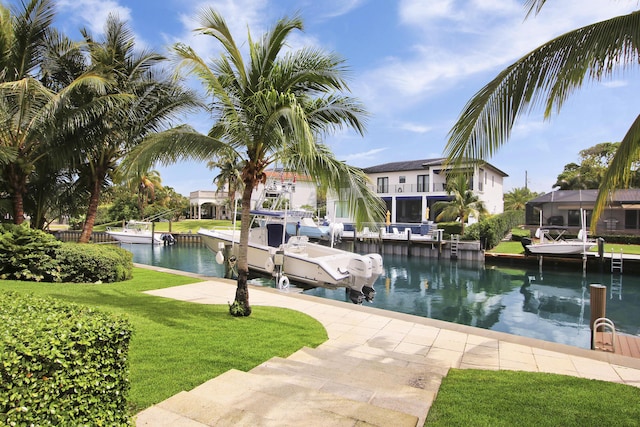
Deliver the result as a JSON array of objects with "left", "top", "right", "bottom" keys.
[
  {"left": 190, "top": 169, "right": 318, "bottom": 219},
  {"left": 327, "top": 158, "right": 507, "bottom": 225}
]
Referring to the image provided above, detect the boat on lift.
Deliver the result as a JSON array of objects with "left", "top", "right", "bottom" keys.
[
  {"left": 522, "top": 209, "right": 596, "bottom": 255},
  {"left": 106, "top": 220, "right": 174, "bottom": 245},
  {"left": 199, "top": 216, "right": 382, "bottom": 304}
]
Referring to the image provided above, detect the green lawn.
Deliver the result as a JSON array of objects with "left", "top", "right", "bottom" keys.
[
  {"left": 488, "top": 240, "right": 640, "bottom": 255},
  {"left": 92, "top": 219, "right": 236, "bottom": 233},
  {"left": 426, "top": 369, "right": 640, "bottom": 426},
  {"left": 0, "top": 269, "right": 327, "bottom": 413}
]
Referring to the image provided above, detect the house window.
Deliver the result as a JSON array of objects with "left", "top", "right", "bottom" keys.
[
  {"left": 568, "top": 210, "right": 592, "bottom": 227},
  {"left": 417, "top": 175, "right": 429, "bottom": 192},
  {"left": 377, "top": 177, "right": 389, "bottom": 193},
  {"left": 399, "top": 176, "right": 406, "bottom": 184},
  {"left": 478, "top": 169, "right": 484, "bottom": 191},
  {"left": 625, "top": 210, "right": 640, "bottom": 229},
  {"left": 335, "top": 201, "right": 349, "bottom": 218}
]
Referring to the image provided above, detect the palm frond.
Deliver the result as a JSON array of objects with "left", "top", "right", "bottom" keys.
[
  {"left": 445, "top": 10, "right": 640, "bottom": 166},
  {"left": 123, "top": 125, "right": 228, "bottom": 172},
  {"left": 195, "top": 8, "right": 247, "bottom": 87},
  {"left": 592, "top": 114, "right": 640, "bottom": 224}
]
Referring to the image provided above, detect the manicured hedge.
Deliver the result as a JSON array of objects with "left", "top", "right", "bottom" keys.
[
  {"left": 57, "top": 243, "right": 133, "bottom": 283},
  {"left": 0, "top": 224, "right": 133, "bottom": 283},
  {"left": 0, "top": 224, "right": 62, "bottom": 282},
  {"left": 0, "top": 292, "right": 132, "bottom": 426},
  {"left": 462, "top": 210, "right": 525, "bottom": 249}
]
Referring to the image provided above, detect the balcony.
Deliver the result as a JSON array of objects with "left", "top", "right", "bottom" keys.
[{"left": 374, "top": 183, "right": 447, "bottom": 195}]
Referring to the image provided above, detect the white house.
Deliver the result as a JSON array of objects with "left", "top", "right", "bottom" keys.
[
  {"left": 251, "top": 170, "right": 317, "bottom": 211},
  {"left": 327, "top": 158, "right": 507, "bottom": 225},
  {"left": 189, "top": 169, "right": 318, "bottom": 219}
]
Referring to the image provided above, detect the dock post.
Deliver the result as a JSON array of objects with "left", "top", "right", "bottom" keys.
[{"left": 589, "top": 284, "right": 607, "bottom": 350}]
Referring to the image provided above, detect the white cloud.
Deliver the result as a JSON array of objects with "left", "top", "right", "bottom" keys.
[
  {"left": 318, "top": 0, "right": 367, "bottom": 19},
  {"left": 602, "top": 80, "right": 628, "bottom": 89},
  {"left": 361, "top": 0, "right": 639, "bottom": 112},
  {"left": 57, "top": 0, "right": 132, "bottom": 35},
  {"left": 340, "top": 147, "right": 387, "bottom": 163},
  {"left": 398, "top": 122, "right": 432, "bottom": 134}
]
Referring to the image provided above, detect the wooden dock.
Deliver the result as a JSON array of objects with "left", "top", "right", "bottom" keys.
[{"left": 594, "top": 332, "right": 640, "bottom": 358}]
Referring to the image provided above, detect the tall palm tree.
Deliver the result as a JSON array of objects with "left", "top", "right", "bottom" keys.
[
  {"left": 208, "top": 153, "right": 242, "bottom": 217},
  {"left": 43, "top": 15, "right": 199, "bottom": 242},
  {"left": 433, "top": 174, "right": 487, "bottom": 234},
  {"left": 444, "top": 1, "right": 640, "bottom": 230},
  {"left": 127, "top": 10, "right": 384, "bottom": 316}
]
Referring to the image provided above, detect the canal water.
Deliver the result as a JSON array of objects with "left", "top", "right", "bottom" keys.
[{"left": 124, "top": 243, "right": 640, "bottom": 350}]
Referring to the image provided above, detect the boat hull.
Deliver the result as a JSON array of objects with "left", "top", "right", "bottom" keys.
[
  {"left": 525, "top": 242, "right": 596, "bottom": 255},
  {"left": 198, "top": 228, "right": 379, "bottom": 293},
  {"left": 107, "top": 231, "right": 164, "bottom": 244}
]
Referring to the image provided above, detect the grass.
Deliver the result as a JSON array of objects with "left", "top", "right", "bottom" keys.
[
  {"left": 426, "top": 369, "right": 640, "bottom": 426},
  {"left": 0, "top": 269, "right": 327, "bottom": 413},
  {"left": 488, "top": 239, "right": 640, "bottom": 255},
  {"left": 92, "top": 219, "right": 236, "bottom": 233}
]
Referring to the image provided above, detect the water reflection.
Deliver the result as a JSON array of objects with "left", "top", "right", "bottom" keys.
[{"left": 124, "top": 244, "right": 640, "bottom": 349}]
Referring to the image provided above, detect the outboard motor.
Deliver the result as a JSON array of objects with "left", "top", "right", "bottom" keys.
[
  {"left": 347, "top": 256, "right": 373, "bottom": 290},
  {"left": 347, "top": 288, "right": 365, "bottom": 304},
  {"left": 161, "top": 233, "right": 176, "bottom": 245},
  {"left": 361, "top": 253, "right": 383, "bottom": 302},
  {"left": 521, "top": 237, "right": 532, "bottom": 255}
]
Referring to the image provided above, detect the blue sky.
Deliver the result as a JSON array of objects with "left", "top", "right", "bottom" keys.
[{"left": 49, "top": 0, "right": 640, "bottom": 196}]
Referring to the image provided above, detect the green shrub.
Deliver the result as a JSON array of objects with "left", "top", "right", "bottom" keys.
[
  {"left": 57, "top": 244, "right": 133, "bottom": 283},
  {"left": 462, "top": 211, "right": 525, "bottom": 249},
  {"left": 0, "top": 224, "right": 62, "bottom": 282},
  {"left": 437, "top": 221, "right": 463, "bottom": 237},
  {"left": 0, "top": 292, "right": 132, "bottom": 426}
]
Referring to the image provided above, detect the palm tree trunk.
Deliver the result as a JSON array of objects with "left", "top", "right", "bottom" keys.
[
  {"left": 4, "top": 165, "right": 26, "bottom": 225},
  {"left": 79, "top": 173, "right": 105, "bottom": 243},
  {"left": 230, "top": 181, "right": 254, "bottom": 317}
]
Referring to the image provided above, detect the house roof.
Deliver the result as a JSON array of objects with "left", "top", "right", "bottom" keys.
[
  {"left": 362, "top": 158, "right": 508, "bottom": 176},
  {"left": 528, "top": 189, "right": 640, "bottom": 205}
]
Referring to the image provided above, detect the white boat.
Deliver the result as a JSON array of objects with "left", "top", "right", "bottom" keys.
[
  {"left": 106, "top": 220, "right": 173, "bottom": 245},
  {"left": 253, "top": 208, "right": 339, "bottom": 241},
  {"left": 198, "top": 222, "right": 382, "bottom": 304},
  {"left": 523, "top": 210, "right": 597, "bottom": 255}
]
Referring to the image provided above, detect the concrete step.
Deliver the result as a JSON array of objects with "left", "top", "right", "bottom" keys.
[
  {"left": 135, "top": 404, "right": 209, "bottom": 426},
  {"left": 251, "top": 355, "right": 437, "bottom": 424},
  {"left": 289, "top": 345, "right": 449, "bottom": 388},
  {"left": 186, "top": 369, "right": 419, "bottom": 426}
]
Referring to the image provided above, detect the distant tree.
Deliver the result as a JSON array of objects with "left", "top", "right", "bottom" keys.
[
  {"left": 504, "top": 187, "right": 540, "bottom": 211},
  {"left": 433, "top": 174, "right": 488, "bottom": 234},
  {"left": 553, "top": 142, "right": 640, "bottom": 190},
  {"left": 207, "top": 153, "right": 242, "bottom": 216}
]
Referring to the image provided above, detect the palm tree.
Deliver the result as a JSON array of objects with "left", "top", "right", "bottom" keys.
[
  {"left": 127, "top": 10, "right": 384, "bottom": 316},
  {"left": 433, "top": 174, "right": 487, "bottom": 234},
  {"left": 503, "top": 187, "right": 539, "bottom": 211},
  {"left": 43, "top": 15, "right": 199, "bottom": 242},
  {"left": 208, "top": 154, "right": 242, "bottom": 217},
  {"left": 444, "top": 1, "right": 640, "bottom": 230},
  {"left": 0, "top": 0, "right": 55, "bottom": 224}
]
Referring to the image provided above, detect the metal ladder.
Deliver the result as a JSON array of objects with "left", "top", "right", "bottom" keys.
[
  {"left": 450, "top": 234, "right": 459, "bottom": 260},
  {"left": 611, "top": 249, "right": 623, "bottom": 273}
]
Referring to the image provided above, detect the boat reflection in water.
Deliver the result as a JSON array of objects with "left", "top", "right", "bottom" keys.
[{"left": 124, "top": 244, "right": 640, "bottom": 350}]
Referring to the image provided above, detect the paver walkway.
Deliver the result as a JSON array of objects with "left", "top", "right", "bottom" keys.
[{"left": 135, "top": 272, "right": 640, "bottom": 426}]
